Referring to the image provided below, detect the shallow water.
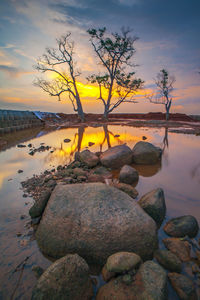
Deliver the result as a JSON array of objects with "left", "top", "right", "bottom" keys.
[{"left": 0, "top": 124, "right": 199, "bottom": 299}]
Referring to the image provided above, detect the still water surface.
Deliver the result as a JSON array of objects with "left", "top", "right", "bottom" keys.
[{"left": 0, "top": 125, "right": 199, "bottom": 299}]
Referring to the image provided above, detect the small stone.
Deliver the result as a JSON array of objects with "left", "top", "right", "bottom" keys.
[
  {"left": 88, "top": 142, "right": 95, "bottom": 146},
  {"left": 18, "top": 169, "right": 23, "bottom": 173},
  {"left": 64, "top": 138, "right": 71, "bottom": 143},
  {"left": 23, "top": 194, "right": 28, "bottom": 198},
  {"left": 28, "top": 144, "right": 32, "bottom": 148},
  {"left": 164, "top": 215, "right": 199, "bottom": 238},
  {"left": 122, "top": 274, "right": 132, "bottom": 285},
  {"left": 168, "top": 272, "right": 197, "bottom": 300},
  {"left": 20, "top": 214, "right": 26, "bottom": 220},
  {"left": 114, "top": 134, "right": 120, "bottom": 137},
  {"left": 32, "top": 265, "right": 44, "bottom": 279},
  {"left": 16, "top": 232, "right": 22, "bottom": 237},
  {"left": 142, "top": 136, "right": 147, "bottom": 140},
  {"left": 17, "top": 144, "right": 26, "bottom": 148}
]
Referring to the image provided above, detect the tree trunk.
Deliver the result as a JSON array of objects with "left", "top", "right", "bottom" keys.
[
  {"left": 76, "top": 97, "right": 85, "bottom": 122},
  {"left": 103, "top": 107, "right": 109, "bottom": 120}
]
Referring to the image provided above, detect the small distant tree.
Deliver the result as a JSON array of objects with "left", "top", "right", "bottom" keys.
[
  {"left": 147, "top": 69, "right": 175, "bottom": 121},
  {"left": 87, "top": 27, "right": 144, "bottom": 119},
  {"left": 34, "top": 33, "right": 85, "bottom": 121}
]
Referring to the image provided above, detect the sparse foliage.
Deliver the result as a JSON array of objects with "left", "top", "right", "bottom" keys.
[
  {"left": 34, "top": 33, "right": 84, "bottom": 121},
  {"left": 146, "top": 69, "right": 175, "bottom": 121},
  {"left": 87, "top": 27, "right": 144, "bottom": 119}
]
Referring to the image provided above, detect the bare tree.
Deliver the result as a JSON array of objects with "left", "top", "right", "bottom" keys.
[
  {"left": 34, "top": 33, "right": 85, "bottom": 121},
  {"left": 147, "top": 69, "right": 175, "bottom": 121},
  {"left": 87, "top": 27, "right": 144, "bottom": 119}
]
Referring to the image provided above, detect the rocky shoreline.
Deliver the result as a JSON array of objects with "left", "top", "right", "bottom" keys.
[{"left": 21, "top": 141, "right": 200, "bottom": 299}]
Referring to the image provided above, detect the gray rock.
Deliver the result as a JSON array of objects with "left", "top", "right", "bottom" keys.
[
  {"left": 32, "top": 254, "right": 93, "bottom": 300},
  {"left": 138, "top": 188, "right": 166, "bottom": 227},
  {"left": 36, "top": 183, "right": 158, "bottom": 265},
  {"left": 106, "top": 252, "right": 142, "bottom": 273},
  {"left": 119, "top": 165, "right": 139, "bottom": 184},
  {"left": 100, "top": 144, "right": 133, "bottom": 169},
  {"left": 96, "top": 261, "right": 167, "bottom": 300},
  {"left": 29, "top": 189, "right": 51, "bottom": 218},
  {"left": 154, "top": 249, "right": 182, "bottom": 272},
  {"left": 132, "top": 141, "right": 162, "bottom": 164},
  {"left": 168, "top": 272, "right": 197, "bottom": 300},
  {"left": 163, "top": 215, "right": 199, "bottom": 238},
  {"left": 75, "top": 150, "right": 99, "bottom": 167}
]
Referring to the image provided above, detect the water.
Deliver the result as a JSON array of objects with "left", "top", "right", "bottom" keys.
[{"left": 0, "top": 124, "right": 199, "bottom": 299}]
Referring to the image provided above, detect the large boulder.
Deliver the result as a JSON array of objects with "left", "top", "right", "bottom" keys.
[
  {"left": 96, "top": 261, "right": 167, "bottom": 300},
  {"left": 100, "top": 144, "right": 133, "bottom": 169},
  {"left": 32, "top": 254, "right": 93, "bottom": 300},
  {"left": 163, "top": 215, "right": 199, "bottom": 238},
  {"left": 36, "top": 183, "right": 158, "bottom": 265},
  {"left": 75, "top": 149, "right": 99, "bottom": 167},
  {"left": 119, "top": 165, "right": 139, "bottom": 184},
  {"left": 138, "top": 188, "right": 166, "bottom": 227},
  {"left": 132, "top": 141, "right": 162, "bottom": 164}
]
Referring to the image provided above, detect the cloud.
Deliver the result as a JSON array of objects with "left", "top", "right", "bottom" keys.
[{"left": 0, "top": 65, "right": 34, "bottom": 78}]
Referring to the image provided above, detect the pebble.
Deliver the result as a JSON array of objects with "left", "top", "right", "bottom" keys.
[{"left": 18, "top": 169, "right": 23, "bottom": 173}]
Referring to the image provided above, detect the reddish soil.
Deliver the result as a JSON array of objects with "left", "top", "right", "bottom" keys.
[{"left": 56, "top": 112, "right": 196, "bottom": 123}]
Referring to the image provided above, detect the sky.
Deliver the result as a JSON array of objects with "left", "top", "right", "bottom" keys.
[{"left": 0, "top": 0, "right": 200, "bottom": 115}]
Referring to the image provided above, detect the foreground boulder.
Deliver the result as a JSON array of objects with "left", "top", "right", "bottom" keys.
[
  {"left": 132, "top": 141, "right": 162, "bottom": 164},
  {"left": 96, "top": 261, "right": 167, "bottom": 300},
  {"left": 36, "top": 183, "right": 158, "bottom": 265},
  {"left": 163, "top": 215, "right": 199, "bottom": 238},
  {"left": 100, "top": 144, "right": 133, "bottom": 169},
  {"left": 138, "top": 188, "right": 166, "bottom": 227},
  {"left": 32, "top": 254, "right": 93, "bottom": 300},
  {"left": 75, "top": 149, "right": 99, "bottom": 167},
  {"left": 119, "top": 165, "right": 139, "bottom": 185}
]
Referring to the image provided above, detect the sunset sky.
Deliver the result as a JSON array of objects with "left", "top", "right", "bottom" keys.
[{"left": 0, "top": 0, "right": 200, "bottom": 115}]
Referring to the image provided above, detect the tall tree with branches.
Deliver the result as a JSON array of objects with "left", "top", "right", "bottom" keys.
[
  {"left": 34, "top": 33, "right": 85, "bottom": 121},
  {"left": 87, "top": 27, "right": 144, "bottom": 119},
  {"left": 147, "top": 69, "right": 175, "bottom": 121}
]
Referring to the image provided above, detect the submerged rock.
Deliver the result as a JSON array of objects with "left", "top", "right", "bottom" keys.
[
  {"left": 119, "top": 165, "right": 139, "bottom": 185},
  {"left": 36, "top": 183, "right": 158, "bottom": 265},
  {"left": 154, "top": 249, "right": 182, "bottom": 273},
  {"left": 132, "top": 141, "right": 162, "bottom": 164},
  {"left": 32, "top": 254, "right": 93, "bottom": 300},
  {"left": 138, "top": 188, "right": 166, "bottom": 227},
  {"left": 168, "top": 272, "right": 197, "bottom": 300},
  {"left": 100, "top": 144, "right": 133, "bottom": 169},
  {"left": 163, "top": 215, "right": 199, "bottom": 238}
]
